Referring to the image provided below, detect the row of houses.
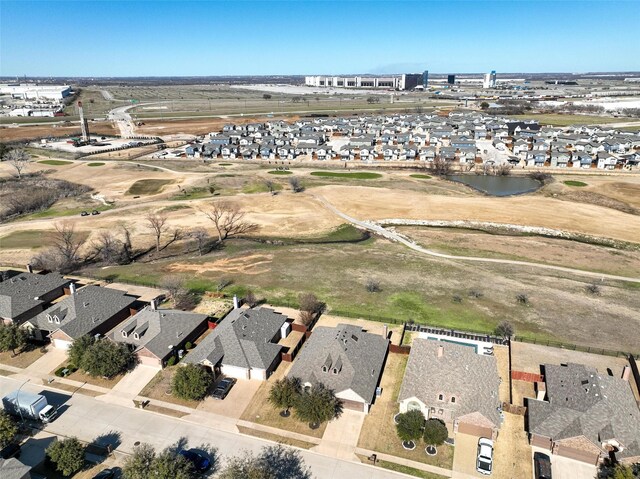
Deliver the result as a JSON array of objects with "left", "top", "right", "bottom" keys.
[
  {"left": 2, "top": 269, "right": 639, "bottom": 467},
  {"left": 181, "top": 112, "right": 640, "bottom": 169}
]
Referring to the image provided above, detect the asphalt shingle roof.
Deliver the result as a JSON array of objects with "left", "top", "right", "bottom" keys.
[
  {"left": 29, "top": 285, "right": 137, "bottom": 339},
  {"left": 287, "top": 324, "right": 388, "bottom": 404},
  {"left": 528, "top": 363, "right": 640, "bottom": 460},
  {"left": 108, "top": 306, "right": 208, "bottom": 358},
  {"left": 0, "top": 457, "right": 31, "bottom": 479},
  {"left": 184, "top": 307, "right": 287, "bottom": 370},
  {"left": 398, "top": 338, "right": 501, "bottom": 427},
  {"left": 0, "top": 271, "right": 69, "bottom": 320}
]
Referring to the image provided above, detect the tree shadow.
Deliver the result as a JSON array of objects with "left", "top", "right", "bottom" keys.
[
  {"left": 92, "top": 430, "right": 122, "bottom": 452},
  {"left": 259, "top": 444, "right": 312, "bottom": 479}
]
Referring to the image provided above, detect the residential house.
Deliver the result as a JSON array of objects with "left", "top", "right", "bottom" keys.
[
  {"left": 527, "top": 151, "right": 548, "bottom": 167},
  {"left": 0, "top": 271, "right": 70, "bottom": 325},
  {"left": 398, "top": 339, "right": 501, "bottom": 439},
  {"left": 108, "top": 304, "right": 209, "bottom": 368},
  {"left": 0, "top": 458, "right": 31, "bottom": 479},
  {"left": 287, "top": 324, "right": 388, "bottom": 413},
  {"left": 24, "top": 285, "right": 138, "bottom": 349},
  {"left": 183, "top": 307, "right": 290, "bottom": 380},
  {"left": 527, "top": 363, "right": 640, "bottom": 465},
  {"left": 597, "top": 152, "right": 618, "bottom": 170}
]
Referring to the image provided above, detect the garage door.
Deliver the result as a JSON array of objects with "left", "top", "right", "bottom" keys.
[
  {"left": 457, "top": 421, "right": 493, "bottom": 438},
  {"left": 341, "top": 399, "right": 365, "bottom": 412},
  {"left": 138, "top": 355, "right": 161, "bottom": 368},
  {"left": 556, "top": 445, "right": 599, "bottom": 465},
  {"left": 52, "top": 338, "right": 72, "bottom": 350}
]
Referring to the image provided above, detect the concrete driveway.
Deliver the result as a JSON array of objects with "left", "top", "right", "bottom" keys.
[
  {"left": 196, "top": 378, "right": 261, "bottom": 419},
  {"left": 98, "top": 364, "right": 161, "bottom": 407},
  {"left": 25, "top": 347, "right": 67, "bottom": 374},
  {"left": 312, "top": 409, "right": 365, "bottom": 460},
  {"left": 452, "top": 433, "right": 486, "bottom": 478},
  {"left": 531, "top": 446, "right": 596, "bottom": 479}
]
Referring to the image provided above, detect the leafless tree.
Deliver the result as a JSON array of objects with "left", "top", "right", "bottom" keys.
[
  {"left": 298, "top": 292, "right": 326, "bottom": 327},
  {"left": 289, "top": 176, "right": 304, "bottom": 193},
  {"left": 431, "top": 157, "right": 453, "bottom": 176},
  {"left": 159, "top": 275, "right": 195, "bottom": 309},
  {"left": 244, "top": 291, "right": 259, "bottom": 308},
  {"left": 145, "top": 213, "right": 168, "bottom": 253},
  {"left": 92, "top": 231, "right": 123, "bottom": 265},
  {"left": 202, "top": 202, "right": 257, "bottom": 244},
  {"left": 264, "top": 179, "right": 276, "bottom": 195},
  {"left": 6, "top": 148, "right": 30, "bottom": 179},
  {"left": 119, "top": 224, "right": 133, "bottom": 263},
  {"left": 52, "top": 222, "right": 86, "bottom": 271},
  {"left": 190, "top": 228, "right": 210, "bottom": 256}
]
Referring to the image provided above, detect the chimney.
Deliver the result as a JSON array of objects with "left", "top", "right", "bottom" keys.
[
  {"left": 437, "top": 345, "right": 444, "bottom": 358},
  {"left": 150, "top": 298, "right": 157, "bottom": 311},
  {"left": 233, "top": 295, "right": 239, "bottom": 309},
  {"left": 622, "top": 365, "right": 631, "bottom": 382},
  {"left": 69, "top": 283, "right": 77, "bottom": 295},
  {"left": 26, "top": 264, "right": 33, "bottom": 273},
  {"left": 383, "top": 324, "right": 388, "bottom": 339}
]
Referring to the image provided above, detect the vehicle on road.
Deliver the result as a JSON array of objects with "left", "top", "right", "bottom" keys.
[
  {"left": 92, "top": 468, "right": 116, "bottom": 479},
  {"left": 2, "top": 390, "right": 57, "bottom": 423},
  {"left": 81, "top": 211, "right": 89, "bottom": 216},
  {"left": 476, "top": 437, "right": 494, "bottom": 475},
  {"left": 212, "top": 377, "right": 236, "bottom": 400},
  {"left": 179, "top": 449, "right": 211, "bottom": 472},
  {"left": 534, "top": 452, "right": 552, "bottom": 479},
  {"left": 91, "top": 210, "right": 101, "bottom": 215}
]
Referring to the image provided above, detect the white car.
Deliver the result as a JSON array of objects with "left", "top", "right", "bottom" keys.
[{"left": 476, "top": 437, "right": 494, "bottom": 475}]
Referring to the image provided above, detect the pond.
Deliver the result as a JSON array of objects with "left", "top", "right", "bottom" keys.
[{"left": 446, "top": 175, "right": 542, "bottom": 196}]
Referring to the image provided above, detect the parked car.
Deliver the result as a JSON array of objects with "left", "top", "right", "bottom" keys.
[
  {"left": 91, "top": 210, "right": 101, "bottom": 215},
  {"left": 476, "top": 438, "right": 494, "bottom": 475},
  {"left": 179, "top": 449, "right": 211, "bottom": 472},
  {"left": 534, "top": 452, "right": 552, "bottom": 479},
  {"left": 80, "top": 211, "right": 89, "bottom": 216},
  {"left": 212, "top": 377, "right": 236, "bottom": 400},
  {"left": 92, "top": 468, "right": 116, "bottom": 479}
]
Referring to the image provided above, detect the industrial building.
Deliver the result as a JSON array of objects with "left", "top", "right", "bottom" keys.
[
  {"left": 0, "top": 83, "right": 72, "bottom": 101},
  {"left": 483, "top": 71, "right": 497, "bottom": 88},
  {"left": 304, "top": 73, "right": 422, "bottom": 91}
]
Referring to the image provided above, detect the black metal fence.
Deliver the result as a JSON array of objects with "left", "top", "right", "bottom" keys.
[
  {"left": 511, "top": 335, "right": 638, "bottom": 359},
  {"left": 404, "top": 323, "right": 508, "bottom": 345}
]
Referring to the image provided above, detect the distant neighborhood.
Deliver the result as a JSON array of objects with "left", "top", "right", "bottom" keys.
[
  {"left": 170, "top": 112, "right": 640, "bottom": 170},
  {"left": 1, "top": 266, "right": 639, "bottom": 479}
]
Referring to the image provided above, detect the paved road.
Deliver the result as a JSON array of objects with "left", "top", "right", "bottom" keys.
[
  {"left": 0, "top": 376, "right": 403, "bottom": 479},
  {"left": 313, "top": 194, "right": 640, "bottom": 284}
]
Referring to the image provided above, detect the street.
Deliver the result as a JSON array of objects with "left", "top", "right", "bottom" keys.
[{"left": 0, "top": 376, "right": 405, "bottom": 478}]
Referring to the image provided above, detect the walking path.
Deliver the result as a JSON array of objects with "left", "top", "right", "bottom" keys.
[{"left": 313, "top": 194, "right": 640, "bottom": 284}]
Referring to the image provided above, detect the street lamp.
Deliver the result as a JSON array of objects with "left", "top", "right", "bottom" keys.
[{"left": 16, "top": 379, "right": 30, "bottom": 425}]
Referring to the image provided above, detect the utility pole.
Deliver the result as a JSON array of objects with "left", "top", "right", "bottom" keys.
[{"left": 16, "top": 379, "right": 30, "bottom": 425}]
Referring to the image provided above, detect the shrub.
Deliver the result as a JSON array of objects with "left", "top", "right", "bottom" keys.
[
  {"left": 184, "top": 342, "right": 193, "bottom": 350},
  {"left": 365, "top": 278, "right": 381, "bottom": 293},
  {"left": 586, "top": 283, "right": 601, "bottom": 295},
  {"left": 55, "top": 367, "right": 66, "bottom": 377},
  {"left": 423, "top": 419, "right": 448, "bottom": 446},
  {"left": 166, "top": 356, "right": 177, "bottom": 367},
  {"left": 516, "top": 293, "right": 529, "bottom": 305},
  {"left": 46, "top": 437, "right": 85, "bottom": 477}
]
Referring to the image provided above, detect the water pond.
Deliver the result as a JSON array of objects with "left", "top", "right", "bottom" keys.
[{"left": 446, "top": 175, "right": 542, "bottom": 196}]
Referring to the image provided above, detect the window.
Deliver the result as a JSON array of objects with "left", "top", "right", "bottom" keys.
[
  {"left": 451, "top": 396, "right": 456, "bottom": 404},
  {"left": 438, "top": 393, "right": 444, "bottom": 401},
  {"left": 47, "top": 314, "right": 53, "bottom": 323}
]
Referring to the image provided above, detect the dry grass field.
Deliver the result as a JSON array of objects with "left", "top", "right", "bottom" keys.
[
  {"left": 0, "top": 122, "right": 117, "bottom": 142},
  {"left": 1, "top": 154, "right": 640, "bottom": 352}
]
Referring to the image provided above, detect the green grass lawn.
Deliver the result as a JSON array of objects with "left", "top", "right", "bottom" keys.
[
  {"left": 218, "top": 163, "right": 233, "bottom": 166},
  {"left": 410, "top": 174, "right": 432, "bottom": 179},
  {"left": 267, "top": 170, "right": 293, "bottom": 175},
  {"left": 86, "top": 162, "right": 105, "bottom": 167},
  {"left": 564, "top": 180, "right": 588, "bottom": 187},
  {"left": 0, "top": 230, "right": 55, "bottom": 249},
  {"left": 126, "top": 178, "right": 174, "bottom": 195},
  {"left": 310, "top": 171, "right": 383, "bottom": 179},
  {"left": 37, "top": 160, "right": 73, "bottom": 166}
]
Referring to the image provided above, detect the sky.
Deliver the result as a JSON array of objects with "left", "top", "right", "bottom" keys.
[{"left": 1, "top": 0, "right": 639, "bottom": 77}]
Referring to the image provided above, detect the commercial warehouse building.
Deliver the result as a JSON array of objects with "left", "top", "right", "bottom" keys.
[
  {"left": 0, "top": 83, "right": 72, "bottom": 101},
  {"left": 304, "top": 73, "right": 422, "bottom": 91}
]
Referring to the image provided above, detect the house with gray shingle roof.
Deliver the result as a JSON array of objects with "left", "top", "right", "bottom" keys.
[
  {"left": 183, "top": 307, "right": 289, "bottom": 380},
  {"left": 0, "top": 271, "right": 70, "bottom": 325},
  {"left": 24, "top": 285, "right": 138, "bottom": 350},
  {"left": 0, "top": 457, "right": 31, "bottom": 479},
  {"left": 398, "top": 339, "right": 501, "bottom": 439},
  {"left": 108, "top": 305, "right": 209, "bottom": 368},
  {"left": 287, "top": 324, "right": 388, "bottom": 413},
  {"left": 527, "top": 363, "right": 640, "bottom": 465}
]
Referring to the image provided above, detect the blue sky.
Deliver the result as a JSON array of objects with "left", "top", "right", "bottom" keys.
[{"left": 1, "top": 1, "right": 639, "bottom": 76}]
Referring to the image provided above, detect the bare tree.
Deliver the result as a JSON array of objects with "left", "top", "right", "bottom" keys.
[
  {"left": 6, "top": 148, "right": 30, "bottom": 179},
  {"left": 494, "top": 321, "right": 514, "bottom": 339},
  {"left": 92, "top": 231, "right": 122, "bottom": 265},
  {"left": 190, "top": 228, "right": 209, "bottom": 256},
  {"left": 298, "top": 292, "right": 326, "bottom": 327},
  {"left": 264, "top": 179, "right": 276, "bottom": 195},
  {"left": 145, "top": 213, "right": 168, "bottom": 253},
  {"left": 159, "top": 275, "right": 195, "bottom": 309},
  {"left": 52, "top": 222, "right": 86, "bottom": 272},
  {"left": 289, "top": 176, "right": 304, "bottom": 193},
  {"left": 430, "top": 157, "right": 452, "bottom": 176},
  {"left": 202, "top": 202, "right": 257, "bottom": 244},
  {"left": 119, "top": 224, "right": 133, "bottom": 263},
  {"left": 244, "top": 291, "right": 259, "bottom": 308}
]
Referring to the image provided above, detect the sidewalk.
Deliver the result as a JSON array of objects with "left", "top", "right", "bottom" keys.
[{"left": 356, "top": 446, "right": 454, "bottom": 478}]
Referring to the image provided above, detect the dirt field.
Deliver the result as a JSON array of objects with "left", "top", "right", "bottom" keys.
[
  {"left": 0, "top": 122, "right": 117, "bottom": 142},
  {"left": 315, "top": 184, "right": 640, "bottom": 243},
  {"left": 397, "top": 226, "right": 640, "bottom": 277}
]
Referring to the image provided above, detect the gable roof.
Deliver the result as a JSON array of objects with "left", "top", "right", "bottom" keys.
[
  {"left": 184, "top": 307, "right": 287, "bottom": 370},
  {"left": 287, "top": 324, "right": 388, "bottom": 404},
  {"left": 29, "top": 285, "right": 137, "bottom": 339},
  {"left": 0, "top": 457, "right": 31, "bottom": 479},
  {"left": 398, "top": 338, "right": 501, "bottom": 427},
  {"left": 0, "top": 271, "right": 70, "bottom": 320},
  {"left": 108, "top": 306, "right": 208, "bottom": 358},
  {"left": 528, "top": 363, "right": 640, "bottom": 459}
]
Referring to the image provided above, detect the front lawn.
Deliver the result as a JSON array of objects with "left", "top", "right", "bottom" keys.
[
  {"left": 0, "top": 344, "right": 46, "bottom": 368},
  {"left": 358, "top": 353, "right": 454, "bottom": 469},
  {"left": 139, "top": 367, "right": 202, "bottom": 408},
  {"left": 310, "top": 171, "right": 382, "bottom": 179}
]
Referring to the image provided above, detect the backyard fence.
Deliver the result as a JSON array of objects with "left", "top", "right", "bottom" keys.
[{"left": 511, "top": 335, "right": 638, "bottom": 359}]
